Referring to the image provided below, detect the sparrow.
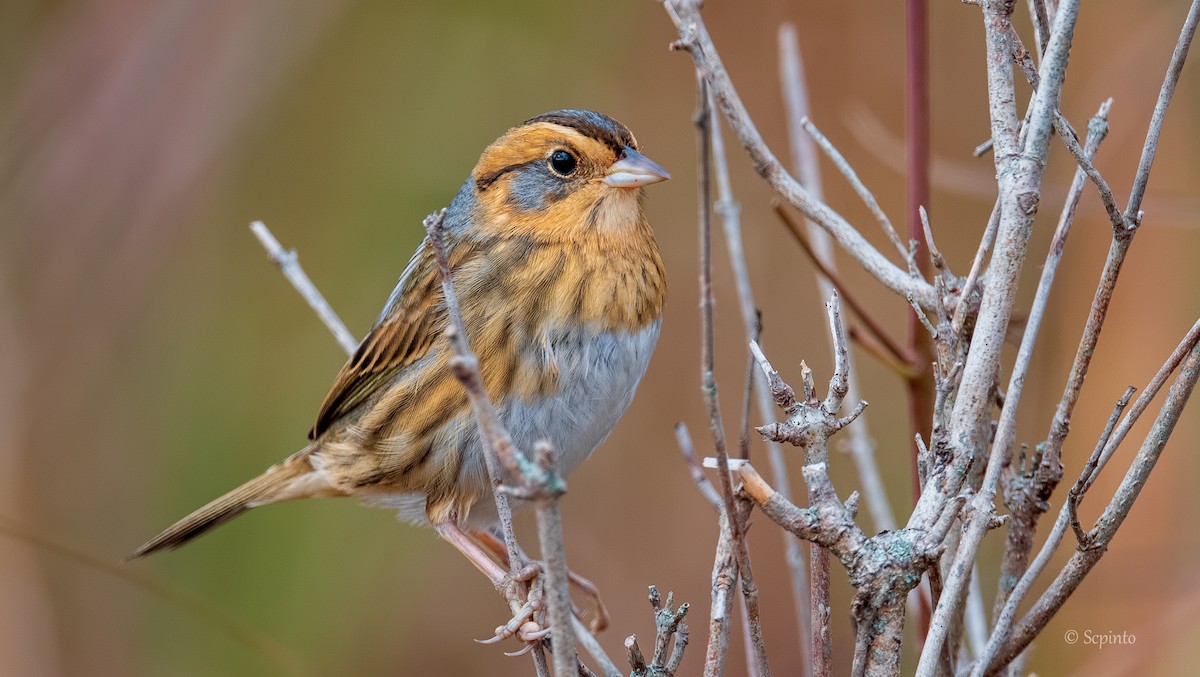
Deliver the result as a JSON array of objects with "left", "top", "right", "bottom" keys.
[{"left": 131, "top": 111, "right": 670, "bottom": 590}]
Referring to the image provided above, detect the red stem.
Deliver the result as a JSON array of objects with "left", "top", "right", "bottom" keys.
[{"left": 906, "top": 0, "right": 935, "bottom": 644}]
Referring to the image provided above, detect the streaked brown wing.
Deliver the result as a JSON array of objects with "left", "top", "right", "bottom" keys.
[{"left": 308, "top": 239, "right": 446, "bottom": 439}]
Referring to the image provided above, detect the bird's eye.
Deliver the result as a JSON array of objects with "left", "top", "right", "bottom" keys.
[{"left": 548, "top": 149, "right": 578, "bottom": 177}]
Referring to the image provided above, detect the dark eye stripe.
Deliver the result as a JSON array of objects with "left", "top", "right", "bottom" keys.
[{"left": 475, "top": 159, "right": 537, "bottom": 192}]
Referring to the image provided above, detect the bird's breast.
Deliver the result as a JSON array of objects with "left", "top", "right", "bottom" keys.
[{"left": 475, "top": 320, "right": 662, "bottom": 488}]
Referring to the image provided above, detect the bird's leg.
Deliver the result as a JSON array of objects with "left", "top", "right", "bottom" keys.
[
  {"left": 472, "top": 528, "right": 610, "bottom": 634},
  {"left": 435, "top": 521, "right": 509, "bottom": 586},
  {"left": 434, "top": 521, "right": 547, "bottom": 647}
]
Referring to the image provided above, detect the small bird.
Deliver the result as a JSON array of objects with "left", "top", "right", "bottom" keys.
[{"left": 132, "top": 111, "right": 669, "bottom": 591}]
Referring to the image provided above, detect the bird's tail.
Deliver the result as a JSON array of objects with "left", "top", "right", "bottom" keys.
[{"left": 129, "top": 454, "right": 330, "bottom": 559}]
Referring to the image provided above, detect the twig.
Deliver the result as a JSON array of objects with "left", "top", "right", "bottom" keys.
[
  {"left": 529, "top": 443, "right": 577, "bottom": 677},
  {"left": 981, "top": 320, "right": 1200, "bottom": 674},
  {"left": 985, "top": 339, "right": 1200, "bottom": 674},
  {"left": 1077, "top": 321, "right": 1200, "bottom": 501},
  {"left": 991, "top": 99, "right": 1111, "bottom": 622},
  {"left": 651, "top": 587, "right": 691, "bottom": 676},
  {"left": 574, "top": 617, "right": 622, "bottom": 677},
  {"left": 625, "top": 635, "right": 647, "bottom": 676},
  {"left": 773, "top": 25, "right": 839, "bottom": 668},
  {"left": 627, "top": 587, "right": 689, "bottom": 677},
  {"left": 1066, "top": 388, "right": 1135, "bottom": 546},
  {"left": 250, "top": 221, "right": 358, "bottom": 356},
  {"left": 777, "top": 19, "right": 902, "bottom": 571},
  {"left": 424, "top": 210, "right": 526, "bottom": 563},
  {"left": 711, "top": 59, "right": 808, "bottom": 668},
  {"left": 662, "top": 0, "right": 939, "bottom": 308},
  {"left": 918, "top": 207, "right": 947, "bottom": 277},
  {"left": 748, "top": 294, "right": 883, "bottom": 672},
  {"left": 694, "top": 75, "right": 771, "bottom": 677},
  {"left": 1028, "top": 0, "right": 1051, "bottom": 59},
  {"left": 1125, "top": 0, "right": 1200, "bottom": 225},
  {"left": 798, "top": 116, "right": 908, "bottom": 261},
  {"left": 704, "top": 503, "right": 738, "bottom": 677},
  {"left": 1000, "top": 23, "right": 1126, "bottom": 233},
  {"left": 425, "top": 211, "right": 579, "bottom": 675},
  {"left": 776, "top": 205, "right": 909, "bottom": 371},
  {"left": 914, "top": 1, "right": 1084, "bottom": 672},
  {"left": 950, "top": 201, "right": 999, "bottom": 335},
  {"left": 739, "top": 458, "right": 934, "bottom": 677},
  {"left": 676, "top": 423, "right": 724, "bottom": 510}
]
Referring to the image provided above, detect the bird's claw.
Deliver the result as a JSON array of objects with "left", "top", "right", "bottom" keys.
[{"left": 476, "top": 602, "right": 541, "bottom": 645}]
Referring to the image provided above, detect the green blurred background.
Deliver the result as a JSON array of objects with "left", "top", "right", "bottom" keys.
[{"left": 2, "top": 1, "right": 1198, "bottom": 675}]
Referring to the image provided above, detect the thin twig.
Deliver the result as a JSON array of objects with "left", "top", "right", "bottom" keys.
[
  {"left": 979, "top": 319, "right": 1200, "bottom": 675},
  {"left": 676, "top": 423, "right": 724, "bottom": 510},
  {"left": 250, "top": 221, "right": 358, "bottom": 355},
  {"left": 778, "top": 26, "right": 927, "bottom": 594},
  {"left": 530, "top": 443, "right": 577, "bottom": 677},
  {"left": 425, "top": 211, "right": 581, "bottom": 674},
  {"left": 915, "top": 1, "right": 1084, "bottom": 671},
  {"left": 574, "top": 617, "right": 622, "bottom": 677},
  {"left": 950, "top": 201, "right": 999, "bottom": 335},
  {"left": 694, "top": 75, "right": 771, "bottom": 677},
  {"left": 776, "top": 205, "right": 909, "bottom": 370},
  {"left": 711, "top": 72, "right": 806, "bottom": 672},
  {"left": 991, "top": 99, "right": 1111, "bottom": 623},
  {"left": 696, "top": 74, "right": 732, "bottom": 677},
  {"left": 1125, "top": 0, "right": 1200, "bottom": 225},
  {"left": 798, "top": 116, "right": 908, "bottom": 261},
  {"left": 425, "top": 210, "right": 526, "bottom": 563},
  {"left": 1000, "top": 23, "right": 1126, "bottom": 232},
  {"left": 985, "top": 340, "right": 1200, "bottom": 674},
  {"left": 662, "top": 0, "right": 938, "bottom": 308}
]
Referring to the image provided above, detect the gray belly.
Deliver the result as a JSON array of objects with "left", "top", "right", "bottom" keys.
[{"left": 377, "top": 321, "right": 661, "bottom": 526}]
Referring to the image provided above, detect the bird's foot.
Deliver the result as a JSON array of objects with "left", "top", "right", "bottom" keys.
[
  {"left": 478, "top": 565, "right": 549, "bottom": 653},
  {"left": 471, "top": 529, "right": 610, "bottom": 633}
]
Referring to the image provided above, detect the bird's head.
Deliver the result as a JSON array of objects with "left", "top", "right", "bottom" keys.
[{"left": 470, "top": 110, "right": 670, "bottom": 240}]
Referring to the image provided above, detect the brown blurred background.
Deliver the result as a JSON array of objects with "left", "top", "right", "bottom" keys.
[{"left": 2, "top": 1, "right": 1198, "bottom": 675}]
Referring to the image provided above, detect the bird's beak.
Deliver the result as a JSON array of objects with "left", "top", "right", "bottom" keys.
[{"left": 602, "top": 147, "right": 671, "bottom": 188}]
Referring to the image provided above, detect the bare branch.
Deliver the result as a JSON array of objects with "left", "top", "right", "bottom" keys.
[
  {"left": 250, "top": 221, "right": 358, "bottom": 356},
  {"left": 1125, "top": 0, "right": 1200, "bottom": 223},
  {"left": 661, "top": 0, "right": 939, "bottom": 308},
  {"left": 425, "top": 210, "right": 525, "bottom": 559},
  {"left": 798, "top": 116, "right": 908, "bottom": 262},
  {"left": 425, "top": 211, "right": 581, "bottom": 674},
  {"left": 980, "top": 319, "right": 1200, "bottom": 675},
  {"left": 776, "top": 206, "right": 909, "bottom": 370},
  {"left": 712, "top": 47, "right": 811, "bottom": 661},
  {"left": 992, "top": 99, "right": 1112, "bottom": 621},
  {"left": 693, "top": 75, "right": 771, "bottom": 677},
  {"left": 676, "top": 423, "right": 723, "bottom": 510},
  {"left": 985, "top": 340, "right": 1200, "bottom": 674},
  {"left": 915, "top": 1, "right": 1084, "bottom": 671},
  {"left": 529, "top": 443, "right": 577, "bottom": 677},
  {"left": 574, "top": 617, "right": 622, "bottom": 677}
]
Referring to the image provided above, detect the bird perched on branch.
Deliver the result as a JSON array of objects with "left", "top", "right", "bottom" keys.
[{"left": 131, "top": 110, "right": 670, "bottom": 635}]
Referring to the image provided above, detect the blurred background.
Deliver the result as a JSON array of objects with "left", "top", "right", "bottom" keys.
[{"left": 2, "top": 0, "right": 1198, "bottom": 675}]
